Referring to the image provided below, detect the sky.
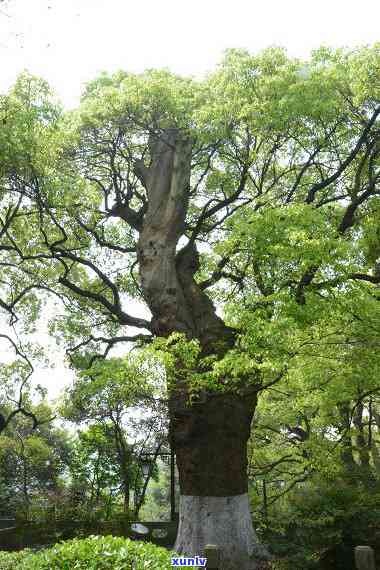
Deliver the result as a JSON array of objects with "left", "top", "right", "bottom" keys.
[
  {"left": 1, "top": 0, "right": 379, "bottom": 109},
  {"left": 0, "top": 0, "right": 379, "bottom": 399}
]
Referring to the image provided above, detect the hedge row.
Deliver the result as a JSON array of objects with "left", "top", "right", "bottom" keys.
[{"left": 0, "top": 535, "right": 178, "bottom": 569}]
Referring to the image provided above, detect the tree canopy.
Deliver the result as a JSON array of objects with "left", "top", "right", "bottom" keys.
[{"left": 0, "top": 44, "right": 379, "bottom": 569}]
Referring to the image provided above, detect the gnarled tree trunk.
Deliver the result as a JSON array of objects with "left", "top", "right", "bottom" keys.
[{"left": 137, "top": 129, "right": 265, "bottom": 569}]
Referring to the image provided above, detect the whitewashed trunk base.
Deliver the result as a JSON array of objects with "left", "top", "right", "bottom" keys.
[{"left": 174, "top": 494, "right": 268, "bottom": 570}]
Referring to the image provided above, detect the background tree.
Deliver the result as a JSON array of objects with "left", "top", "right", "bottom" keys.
[
  {"left": 60, "top": 355, "right": 168, "bottom": 517},
  {"left": 65, "top": 424, "right": 124, "bottom": 521},
  {"left": 0, "top": 73, "right": 61, "bottom": 434},
  {"left": 0, "top": 400, "right": 69, "bottom": 520},
  {"left": 245, "top": 288, "right": 380, "bottom": 568}
]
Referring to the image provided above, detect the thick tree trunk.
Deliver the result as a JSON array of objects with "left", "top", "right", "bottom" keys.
[
  {"left": 169, "top": 392, "right": 256, "bottom": 496},
  {"left": 175, "top": 495, "right": 262, "bottom": 568},
  {"left": 137, "top": 129, "right": 266, "bottom": 569},
  {"left": 169, "top": 390, "right": 265, "bottom": 569}
]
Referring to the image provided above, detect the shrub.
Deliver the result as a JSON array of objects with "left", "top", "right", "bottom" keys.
[
  {"left": 253, "top": 475, "right": 380, "bottom": 570},
  {"left": 0, "top": 550, "right": 33, "bottom": 570},
  {"left": 0, "top": 536, "right": 177, "bottom": 569}
]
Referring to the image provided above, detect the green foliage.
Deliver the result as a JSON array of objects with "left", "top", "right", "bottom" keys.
[
  {"left": 0, "top": 550, "right": 33, "bottom": 570},
  {"left": 1, "top": 44, "right": 380, "bottom": 568},
  {"left": 63, "top": 424, "right": 124, "bottom": 520},
  {"left": 60, "top": 355, "right": 151, "bottom": 420},
  {"left": 254, "top": 474, "right": 380, "bottom": 569},
  {"left": 247, "top": 294, "right": 380, "bottom": 568},
  {"left": 0, "top": 401, "right": 70, "bottom": 518},
  {"left": 58, "top": 351, "right": 167, "bottom": 518},
  {"left": 0, "top": 72, "right": 61, "bottom": 178},
  {"left": 0, "top": 536, "right": 177, "bottom": 569}
]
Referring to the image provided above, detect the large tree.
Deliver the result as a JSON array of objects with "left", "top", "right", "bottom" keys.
[{"left": 3, "top": 46, "right": 380, "bottom": 568}]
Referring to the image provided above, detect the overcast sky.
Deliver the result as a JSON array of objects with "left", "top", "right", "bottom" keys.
[
  {"left": 1, "top": 0, "right": 379, "bottom": 108},
  {"left": 0, "top": 0, "right": 379, "bottom": 398}
]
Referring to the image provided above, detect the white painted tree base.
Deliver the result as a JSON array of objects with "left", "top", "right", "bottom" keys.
[{"left": 174, "top": 494, "right": 269, "bottom": 570}]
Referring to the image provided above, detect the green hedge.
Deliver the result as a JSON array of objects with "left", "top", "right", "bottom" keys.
[
  {"left": 0, "top": 536, "right": 177, "bottom": 569},
  {"left": 0, "top": 550, "right": 33, "bottom": 570}
]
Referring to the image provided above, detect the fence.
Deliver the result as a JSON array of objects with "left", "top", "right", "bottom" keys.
[
  {"left": 0, "top": 519, "right": 178, "bottom": 551},
  {"left": 201, "top": 545, "right": 377, "bottom": 570}
]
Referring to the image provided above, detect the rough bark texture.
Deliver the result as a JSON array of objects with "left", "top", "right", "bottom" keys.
[
  {"left": 137, "top": 129, "right": 264, "bottom": 569},
  {"left": 169, "top": 390, "right": 256, "bottom": 496},
  {"left": 137, "top": 128, "right": 233, "bottom": 348},
  {"left": 137, "top": 129, "right": 194, "bottom": 338}
]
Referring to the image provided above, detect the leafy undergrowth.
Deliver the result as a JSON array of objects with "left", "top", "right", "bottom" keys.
[
  {"left": 0, "top": 551, "right": 30, "bottom": 570},
  {"left": 0, "top": 536, "right": 177, "bottom": 569}
]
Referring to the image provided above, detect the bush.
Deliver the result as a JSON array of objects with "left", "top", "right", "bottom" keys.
[
  {"left": 252, "top": 475, "right": 380, "bottom": 570},
  {"left": 0, "top": 536, "right": 177, "bottom": 569},
  {"left": 0, "top": 550, "right": 33, "bottom": 570}
]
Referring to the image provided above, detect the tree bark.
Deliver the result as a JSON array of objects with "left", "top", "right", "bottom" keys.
[
  {"left": 137, "top": 129, "right": 265, "bottom": 569},
  {"left": 370, "top": 441, "right": 380, "bottom": 475},
  {"left": 123, "top": 478, "right": 130, "bottom": 515},
  {"left": 337, "top": 402, "right": 357, "bottom": 477},
  {"left": 353, "top": 402, "right": 378, "bottom": 486},
  {"left": 169, "top": 390, "right": 264, "bottom": 569},
  {"left": 169, "top": 391, "right": 256, "bottom": 497},
  {"left": 112, "top": 422, "right": 132, "bottom": 514},
  {"left": 371, "top": 409, "right": 380, "bottom": 474},
  {"left": 353, "top": 402, "right": 370, "bottom": 469}
]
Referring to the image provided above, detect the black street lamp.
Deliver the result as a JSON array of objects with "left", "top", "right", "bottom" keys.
[
  {"left": 140, "top": 458, "right": 151, "bottom": 479},
  {"left": 139, "top": 446, "right": 177, "bottom": 522}
]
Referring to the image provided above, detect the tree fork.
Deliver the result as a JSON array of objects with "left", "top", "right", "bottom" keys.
[{"left": 137, "top": 128, "right": 265, "bottom": 569}]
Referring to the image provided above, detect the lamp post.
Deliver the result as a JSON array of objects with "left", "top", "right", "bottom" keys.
[
  {"left": 141, "top": 458, "right": 151, "bottom": 479},
  {"left": 139, "top": 447, "right": 177, "bottom": 522},
  {"left": 170, "top": 446, "right": 176, "bottom": 522}
]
